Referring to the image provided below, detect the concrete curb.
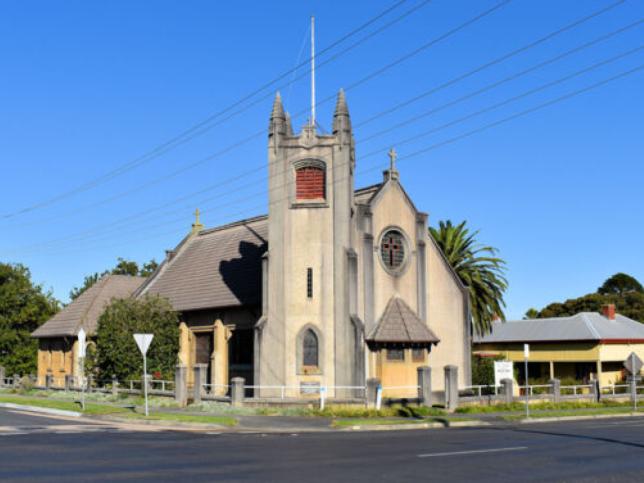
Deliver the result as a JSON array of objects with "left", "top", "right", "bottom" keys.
[
  {"left": 95, "top": 415, "right": 233, "bottom": 431},
  {"left": 0, "top": 402, "right": 81, "bottom": 418},
  {"left": 516, "top": 412, "right": 643, "bottom": 424},
  {"left": 337, "top": 420, "right": 490, "bottom": 432}
]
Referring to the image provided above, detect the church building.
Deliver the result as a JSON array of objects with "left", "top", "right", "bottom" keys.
[{"left": 136, "top": 90, "right": 471, "bottom": 399}]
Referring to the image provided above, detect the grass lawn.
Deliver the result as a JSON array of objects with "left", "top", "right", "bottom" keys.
[
  {"left": 0, "top": 393, "right": 129, "bottom": 415},
  {"left": 0, "top": 393, "right": 237, "bottom": 426}
]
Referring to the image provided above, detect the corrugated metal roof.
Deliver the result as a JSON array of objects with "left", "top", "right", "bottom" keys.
[
  {"left": 141, "top": 216, "right": 268, "bottom": 311},
  {"left": 474, "top": 312, "right": 644, "bottom": 344},
  {"left": 32, "top": 275, "right": 144, "bottom": 338},
  {"left": 367, "top": 296, "right": 439, "bottom": 347}
]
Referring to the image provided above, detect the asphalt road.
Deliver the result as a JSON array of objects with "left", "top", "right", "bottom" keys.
[{"left": 2, "top": 409, "right": 644, "bottom": 482}]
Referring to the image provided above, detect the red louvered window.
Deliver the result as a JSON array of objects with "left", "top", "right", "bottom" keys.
[{"left": 296, "top": 166, "right": 325, "bottom": 200}]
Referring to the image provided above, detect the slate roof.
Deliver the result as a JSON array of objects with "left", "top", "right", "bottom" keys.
[
  {"left": 354, "top": 183, "right": 383, "bottom": 204},
  {"left": 32, "top": 275, "right": 144, "bottom": 338},
  {"left": 474, "top": 312, "right": 644, "bottom": 344},
  {"left": 366, "top": 296, "right": 440, "bottom": 348},
  {"left": 138, "top": 215, "right": 268, "bottom": 311}
]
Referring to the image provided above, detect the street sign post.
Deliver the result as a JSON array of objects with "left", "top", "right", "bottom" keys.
[
  {"left": 624, "top": 352, "right": 643, "bottom": 411},
  {"left": 494, "top": 361, "right": 513, "bottom": 388},
  {"left": 77, "top": 328, "right": 86, "bottom": 410},
  {"left": 134, "top": 334, "right": 154, "bottom": 417},
  {"left": 524, "top": 344, "right": 530, "bottom": 418}
]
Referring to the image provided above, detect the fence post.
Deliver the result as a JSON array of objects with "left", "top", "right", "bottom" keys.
[
  {"left": 65, "top": 375, "right": 73, "bottom": 392},
  {"left": 417, "top": 366, "right": 432, "bottom": 407},
  {"left": 174, "top": 365, "right": 187, "bottom": 407},
  {"left": 0, "top": 366, "right": 5, "bottom": 386},
  {"left": 366, "top": 378, "right": 381, "bottom": 409},
  {"left": 549, "top": 378, "right": 561, "bottom": 403},
  {"left": 501, "top": 378, "right": 514, "bottom": 404},
  {"left": 111, "top": 375, "right": 119, "bottom": 397},
  {"left": 13, "top": 374, "right": 20, "bottom": 389},
  {"left": 589, "top": 379, "right": 599, "bottom": 402},
  {"left": 193, "top": 364, "right": 207, "bottom": 404},
  {"left": 45, "top": 374, "right": 53, "bottom": 390},
  {"left": 88, "top": 374, "right": 94, "bottom": 393},
  {"left": 231, "top": 377, "right": 245, "bottom": 407},
  {"left": 444, "top": 365, "right": 459, "bottom": 411}
]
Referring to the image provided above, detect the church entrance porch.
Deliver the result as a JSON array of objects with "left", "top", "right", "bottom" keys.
[
  {"left": 180, "top": 319, "right": 255, "bottom": 397},
  {"left": 372, "top": 347, "right": 429, "bottom": 398}
]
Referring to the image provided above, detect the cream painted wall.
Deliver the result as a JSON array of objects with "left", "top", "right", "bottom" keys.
[
  {"left": 369, "top": 183, "right": 419, "bottom": 321},
  {"left": 426, "top": 235, "right": 469, "bottom": 391}
]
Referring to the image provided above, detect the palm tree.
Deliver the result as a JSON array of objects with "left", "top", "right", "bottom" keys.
[{"left": 429, "top": 220, "right": 507, "bottom": 336}]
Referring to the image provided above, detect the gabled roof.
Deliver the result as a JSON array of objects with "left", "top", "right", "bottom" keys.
[
  {"left": 32, "top": 275, "right": 144, "bottom": 338},
  {"left": 367, "top": 296, "right": 440, "bottom": 349},
  {"left": 138, "top": 215, "right": 268, "bottom": 311},
  {"left": 474, "top": 312, "right": 644, "bottom": 344}
]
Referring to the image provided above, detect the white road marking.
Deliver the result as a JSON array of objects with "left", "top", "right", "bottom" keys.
[{"left": 418, "top": 446, "right": 528, "bottom": 458}]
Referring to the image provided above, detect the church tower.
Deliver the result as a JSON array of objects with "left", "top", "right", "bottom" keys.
[{"left": 257, "top": 91, "right": 358, "bottom": 396}]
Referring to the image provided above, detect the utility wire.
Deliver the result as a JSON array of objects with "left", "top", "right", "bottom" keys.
[
  {"left": 1, "top": 0, "right": 415, "bottom": 219},
  {"left": 10, "top": 45, "right": 643, "bottom": 255},
  {"left": 21, "top": 59, "right": 644, "bottom": 257},
  {"left": 6, "top": 0, "right": 509, "bottom": 230}
]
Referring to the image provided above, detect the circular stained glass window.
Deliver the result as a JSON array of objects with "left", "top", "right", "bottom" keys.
[{"left": 380, "top": 229, "right": 406, "bottom": 271}]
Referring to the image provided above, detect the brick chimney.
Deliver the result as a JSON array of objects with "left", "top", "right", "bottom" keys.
[{"left": 602, "top": 304, "right": 616, "bottom": 320}]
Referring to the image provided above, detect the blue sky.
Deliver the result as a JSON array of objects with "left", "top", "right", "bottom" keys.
[{"left": 1, "top": 0, "right": 643, "bottom": 319}]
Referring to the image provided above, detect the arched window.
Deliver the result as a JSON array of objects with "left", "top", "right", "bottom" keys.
[
  {"left": 295, "top": 165, "right": 325, "bottom": 200},
  {"left": 302, "top": 329, "right": 319, "bottom": 367}
]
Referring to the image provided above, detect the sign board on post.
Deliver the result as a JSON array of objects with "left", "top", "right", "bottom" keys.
[
  {"left": 524, "top": 344, "right": 530, "bottom": 359},
  {"left": 77, "top": 328, "right": 87, "bottom": 410},
  {"left": 77, "top": 328, "right": 86, "bottom": 358},
  {"left": 624, "top": 352, "right": 643, "bottom": 376},
  {"left": 133, "top": 333, "right": 154, "bottom": 417},
  {"left": 494, "top": 361, "right": 513, "bottom": 388},
  {"left": 134, "top": 334, "right": 154, "bottom": 356}
]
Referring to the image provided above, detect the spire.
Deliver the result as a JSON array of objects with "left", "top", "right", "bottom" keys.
[
  {"left": 333, "top": 88, "right": 351, "bottom": 136},
  {"left": 191, "top": 208, "right": 204, "bottom": 234},
  {"left": 334, "top": 88, "right": 349, "bottom": 116},
  {"left": 270, "top": 92, "right": 285, "bottom": 121},
  {"left": 383, "top": 147, "right": 399, "bottom": 182}
]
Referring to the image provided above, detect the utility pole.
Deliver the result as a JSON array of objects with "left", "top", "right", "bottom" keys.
[{"left": 524, "top": 343, "right": 530, "bottom": 419}]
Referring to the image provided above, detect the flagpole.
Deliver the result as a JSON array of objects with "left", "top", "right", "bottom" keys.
[{"left": 310, "top": 15, "right": 316, "bottom": 128}]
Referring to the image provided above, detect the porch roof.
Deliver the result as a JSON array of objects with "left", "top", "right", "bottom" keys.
[{"left": 366, "top": 296, "right": 440, "bottom": 349}]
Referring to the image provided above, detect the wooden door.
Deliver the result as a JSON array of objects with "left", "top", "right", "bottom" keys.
[{"left": 195, "top": 332, "right": 212, "bottom": 384}]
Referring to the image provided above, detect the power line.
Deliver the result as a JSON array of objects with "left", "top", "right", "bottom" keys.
[
  {"left": 20, "top": 59, "right": 644, "bottom": 257},
  {"left": 6, "top": 4, "right": 632, "bottom": 251},
  {"left": 11, "top": 50, "right": 644, "bottom": 258},
  {"left": 7, "top": 0, "right": 510, "bottom": 230},
  {"left": 1, "top": 0, "right": 416, "bottom": 219}
]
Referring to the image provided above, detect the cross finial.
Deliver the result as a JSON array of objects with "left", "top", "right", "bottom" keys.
[
  {"left": 388, "top": 147, "right": 397, "bottom": 171},
  {"left": 191, "top": 208, "right": 204, "bottom": 234}
]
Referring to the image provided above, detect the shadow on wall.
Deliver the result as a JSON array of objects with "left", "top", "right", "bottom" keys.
[{"left": 219, "top": 238, "right": 267, "bottom": 306}]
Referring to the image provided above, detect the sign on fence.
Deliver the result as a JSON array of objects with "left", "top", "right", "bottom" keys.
[{"left": 494, "top": 361, "right": 513, "bottom": 388}]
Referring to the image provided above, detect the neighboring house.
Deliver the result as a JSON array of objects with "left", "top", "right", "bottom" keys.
[
  {"left": 31, "top": 274, "right": 144, "bottom": 386},
  {"left": 136, "top": 91, "right": 471, "bottom": 399},
  {"left": 473, "top": 304, "right": 644, "bottom": 386}
]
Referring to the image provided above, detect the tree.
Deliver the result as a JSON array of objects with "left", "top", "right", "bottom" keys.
[
  {"left": 598, "top": 273, "right": 643, "bottom": 296},
  {"left": 0, "top": 263, "right": 59, "bottom": 374},
  {"left": 94, "top": 295, "right": 179, "bottom": 383},
  {"left": 524, "top": 308, "right": 539, "bottom": 319},
  {"left": 429, "top": 220, "right": 508, "bottom": 336},
  {"left": 537, "top": 292, "right": 644, "bottom": 322},
  {"left": 70, "top": 257, "right": 158, "bottom": 300}
]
